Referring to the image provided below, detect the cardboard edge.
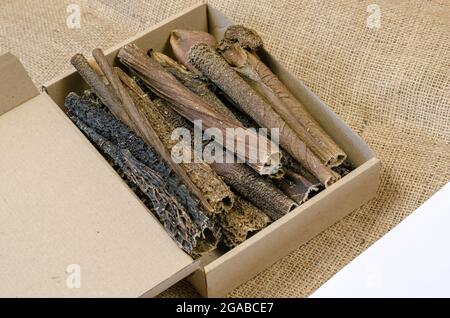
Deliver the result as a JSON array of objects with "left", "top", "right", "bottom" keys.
[
  {"left": 0, "top": 53, "right": 39, "bottom": 116},
  {"left": 140, "top": 260, "right": 201, "bottom": 298},
  {"left": 206, "top": 157, "right": 381, "bottom": 269},
  {"left": 186, "top": 268, "right": 208, "bottom": 298}
]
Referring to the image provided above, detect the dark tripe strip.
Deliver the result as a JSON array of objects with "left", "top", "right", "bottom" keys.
[
  {"left": 65, "top": 93, "right": 220, "bottom": 257},
  {"left": 210, "top": 157, "right": 297, "bottom": 221}
]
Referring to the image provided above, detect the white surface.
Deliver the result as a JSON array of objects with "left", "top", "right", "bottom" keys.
[{"left": 311, "top": 182, "right": 450, "bottom": 298}]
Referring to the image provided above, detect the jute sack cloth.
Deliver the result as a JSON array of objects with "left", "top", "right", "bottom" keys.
[{"left": 1, "top": 0, "right": 449, "bottom": 297}]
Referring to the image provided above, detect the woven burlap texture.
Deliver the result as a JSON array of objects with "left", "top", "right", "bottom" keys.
[{"left": 1, "top": 0, "right": 449, "bottom": 297}]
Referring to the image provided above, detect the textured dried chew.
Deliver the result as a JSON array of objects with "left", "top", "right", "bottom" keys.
[
  {"left": 143, "top": 56, "right": 294, "bottom": 219},
  {"left": 223, "top": 25, "right": 264, "bottom": 51},
  {"left": 150, "top": 97, "right": 274, "bottom": 242},
  {"left": 220, "top": 25, "right": 347, "bottom": 168},
  {"left": 70, "top": 53, "right": 133, "bottom": 128},
  {"left": 170, "top": 29, "right": 218, "bottom": 75},
  {"left": 187, "top": 43, "right": 338, "bottom": 187},
  {"left": 150, "top": 51, "right": 232, "bottom": 119},
  {"left": 72, "top": 51, "right": 214, "bottom": 213},
  {"left": 210, "top": 158, "right": 297, "bottom": 221},
  {"left": 151, "top": 51, "right": 327, "bottom": 204},
  {"left": 127, "top": 61, "right": 275, "bottom": 244},
  {"left": 118, "top": 43, "right": 281, "bottom": 176},
  {"left": 220, "top": 197, "right": 271, "bottom": 248}
]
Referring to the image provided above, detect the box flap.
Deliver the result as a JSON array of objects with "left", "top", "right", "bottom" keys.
[
  {"left": 0, "top": 53, "right": 39, "bottom": 116},
  {"left": 0, "top": 93, "right": 197, "bottom": 297}
]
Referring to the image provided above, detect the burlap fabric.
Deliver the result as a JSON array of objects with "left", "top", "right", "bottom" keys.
[{"left": 1, "top": 0, "right": 449, "bottom": 297}]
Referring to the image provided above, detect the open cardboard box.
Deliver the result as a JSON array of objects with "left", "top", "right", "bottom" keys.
[{"left": 0, "top": 3, "right": 380, "bottom": 297}]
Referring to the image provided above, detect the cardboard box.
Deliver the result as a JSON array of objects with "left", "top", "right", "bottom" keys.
[{"left": 0, "top": 3, "right": 380, "bottom": 297}]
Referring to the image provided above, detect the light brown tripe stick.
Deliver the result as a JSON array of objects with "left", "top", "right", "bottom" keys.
[
  {"left": 220, "top": 196, "right": 270, "bottom": 248},
  {"left": 219, "top": 25, "right": 347, "bottom": 168},
  {"left": 187, "top": 43, "right": 339, "bottom": 187},
  {"left": 147, "top": 53, "right": 296, "bottom": 218},
  {"left": 151, "top": 51, "right": 325, "bottom": 203},
  {"left": 118, "top": 43, "right": 281, "bottom": 176},
  {"left": 170, "top": 29, "right": 218, "bottom": 75},
  {"left": 150, "top": 50, "right": 284, "bottom": 180},
  {"left": 210, "top": 155, "right": 298, "bottom": 221}
]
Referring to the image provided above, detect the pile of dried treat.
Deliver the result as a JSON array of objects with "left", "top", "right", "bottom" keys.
[{"left": 66, "top": 25, "right": 352, "bottom": 257}]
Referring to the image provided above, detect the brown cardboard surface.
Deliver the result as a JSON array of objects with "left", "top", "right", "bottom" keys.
[
  {"left": 0, "top": 53, "right": 38, "bottom": 116},
  {"left": 0, "top": 93, "right": 196, "bottom": 297}
]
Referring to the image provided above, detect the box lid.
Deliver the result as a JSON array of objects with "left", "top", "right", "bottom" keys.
[{"left": 0, "top": 53, "right": 197, "bottom": 297}]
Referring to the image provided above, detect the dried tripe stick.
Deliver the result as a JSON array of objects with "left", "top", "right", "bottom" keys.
[
  {"left": 65, "top": 93, "right": 220, "bottom": 256},
  {"left": 151, "top": 51, "right": 324, "bottom": 203},
  {"left": 116, "top": 67, "right": 234, "bottom": 213},
  {"left": 170, "top": 29, "right": 218, "bottom": 75},
  {"left": 152, "top": 97, "right": 296, "bottom": 220},
  {"left": 134, "top": 55, "right": 295, "bottom": 218},
  {"left": 150, "top": 50, "right": 229, "bottom": 118},
  {"left": 71, "top": 54, "right": 133, "bottom": 128},
  {"left": 220, "top": 196, "right": 271, "bottom": 248},
  {"left": 150, "top": 50, "right": 284, "bottom": 181},
  {"left": 185, "top": 43, "right": 339, "bottom": 187},
  {"left": 276, "top": 152, "right": 322, "bottom": 204},
  {"left": 117, "top": 67, "right": 275, "bottom": 242},
  {"left": 71, "top": 51, "right": 214, "bottom": 214},
  {"left": 154, "top": 98, "right": 272, "bottom": 242},
  {"left": 228, "top": 105, "right": 323, "bottom": 203},
  {"left": 210, "top": 155, "right": 297, "bottom": 221},
  {"left": 126, "top": 68, "right": 275, "bottom": 241},
  {"left": 129, "top": 61, "right": 294, "bottom": 221},
  {"left": 117, "top": 43, "right": 281, "bottom": 176},
  {"left": 219, "top": 25, "right": 347, "bottom": 168}
]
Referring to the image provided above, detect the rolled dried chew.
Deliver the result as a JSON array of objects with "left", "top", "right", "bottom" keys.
[
  {"left": 170, "top": 29, "right": 218, "bottom": 75},
  {"left": 118, "top": 43, "right": 281, "bottom": 176},
  {"left": 150, "top": 50, "right": 284, "bottom": 181},
  {"left": 186, "top": 43, "right": 339, "bottom": 187},
  {"left": 210, "top": 156, "right": 297, "bottom": 221},
  {"left": 151, "top": 51, "right": 325, "bottom": 202},
  {"left": 220, "top": 25, "right": 347, "bottom": 167},
  {"left": 121, "top": 71, "right": 276, "bottom": 242}
]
